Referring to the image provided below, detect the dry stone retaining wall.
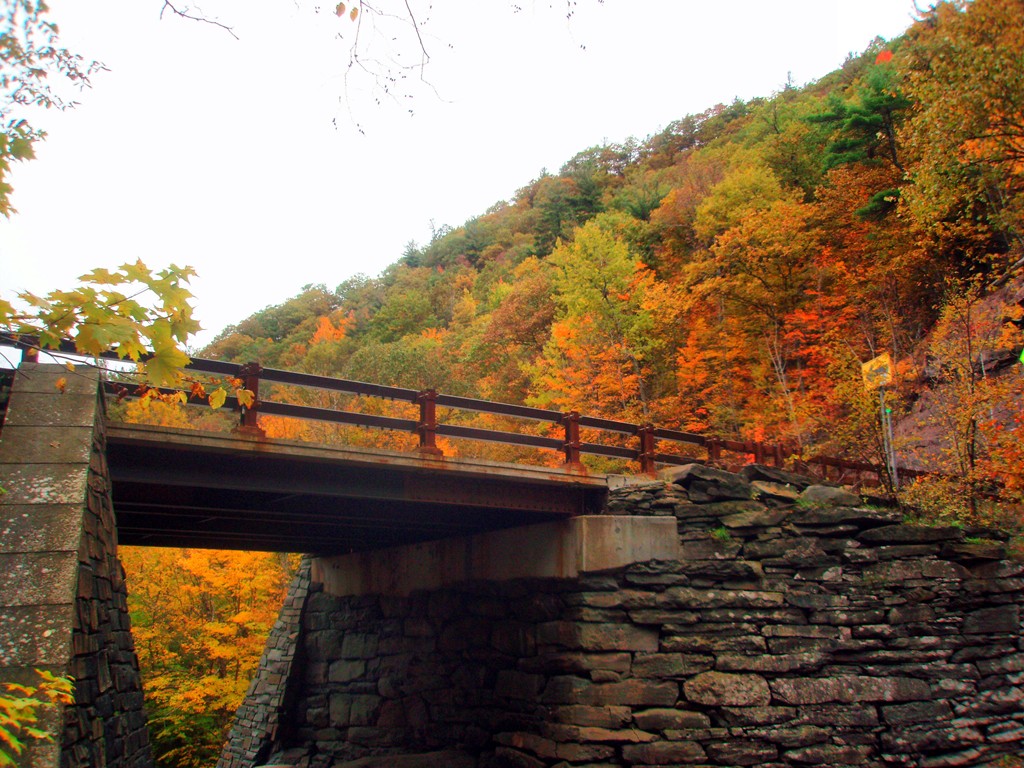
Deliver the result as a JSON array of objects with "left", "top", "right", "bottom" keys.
[
  {"left": 229, "top": 463, "right": 1024, "bottom": 768},
  {"left": 219, "top": 558, "right": 313, "bottom": 768}
]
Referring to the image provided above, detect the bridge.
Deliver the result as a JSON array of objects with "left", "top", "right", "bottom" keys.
[
  {"left": 105, "top": 422, "right": 609, "bottom": 552},
  {"left": 0, "top": 344, "right": 894, "bottom": 553}
]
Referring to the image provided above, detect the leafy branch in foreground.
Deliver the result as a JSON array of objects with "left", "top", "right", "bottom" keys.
[
  {"left": 0, "top": 669, "right": 74, "bottom": 767},
  {"left": 0, "top": 260, "right": 198, "bottom": 386},
  {"left": 0, "top": 0, "right": 106, "bottom": 215},
  {"left": 0, "top": 260, "right": 251, "bottom": 410}
]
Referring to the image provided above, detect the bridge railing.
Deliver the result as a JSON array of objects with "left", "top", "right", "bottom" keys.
[
  {"left": 156, "top": 357, "right": 905, "bottom": 483},
  {"left": 0, "top": 336, "right": 902, "bottom": 483},
  {"left": 183, "top": 358, "right": 703, "bottom": 473}
]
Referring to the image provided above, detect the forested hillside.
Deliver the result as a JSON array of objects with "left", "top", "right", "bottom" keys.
[
  {"left": 115, "top": 2, "right": 1024, "bottom": 764},
  {"left": 203, "top": 0, "right": 1023, "bottom": 516}
]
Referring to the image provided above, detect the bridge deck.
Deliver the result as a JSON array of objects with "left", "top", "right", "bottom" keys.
[{"left": 105, "top": 423, "right": 610, "bottom": 553}]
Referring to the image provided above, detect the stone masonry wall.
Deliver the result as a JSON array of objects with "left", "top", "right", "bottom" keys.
[
  {"left": 234, "top": 463, "right": 1024, "bottom": 768},
  {"left": 219, "top": 558, "right": 313, "bottom": 768},
  {"left": 0, "top": 364, "right": 151, "bottom": 768}
]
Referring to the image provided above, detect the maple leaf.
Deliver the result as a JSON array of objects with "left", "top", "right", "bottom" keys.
[
  {"left": 236, "top": 388, "right": 255, "bottom": 409},
  {"left": 144, "top": 345, "right": 191, "bottom": 388},
  {"left": 208, "top": 387, "right": 228, "bottom": 410}
]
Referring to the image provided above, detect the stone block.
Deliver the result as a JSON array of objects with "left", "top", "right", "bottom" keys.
[
  {"left": 632, "top": 708, "right": 711, "bottom": 731},
  {"left": 770, "top": 676, "right": 930, "bottom": 705},
  {"left": 678, "top": 537, "right": 743, "bottom": 560},
  {"left": 785, "top": 743, "right": 874, "bottom": 764},
  {"left": 542, "top": 722, "right": 657, "bottom": 744},
  {"left": 788, "top": 506, "right": 899, "bottom": 526},
  {"left": 520, "top": 651, "right": 631, "bottom": 676},
  {"left": 4, "top": 391, "right": 100, "bottom": 429},
  {"left": 0, "top": 425, "right": 94, "bottom": 465},
  {"left": 881, "top": 700, "right": 954, "bottom": 725},
  {"left": 491, "top": 746, "right": 545, "bottom": 768},
  {"left": 684, "top": 671, "right": 770, "bottom": 707},
  {"left": 329, "top": 693, "right": 382, "bottom": 726},
  {"left": 571, "top": 589, "right": 656, "bottom": 609},
  {"left": 748, "top": 725, "right": 830, "bottom": 747},
  {"left": 750, "top": 480, "right": 803, "bottom": 505},
  {"left": 632, "top": 652, "right": 714, "bottom": 679},
  {"left": 722, "top": 505, "right": 792, "bottom": 527},
  {"left": 340, "top": 633, "right": 380, "bottom": 659},
  {"left": 537, "top": 621, "right": 658, "bottom": 652},
  {"left": 628, "top": 609, "right": 700, "bottom": 625},
  {"left": 662, "top": 633, "right": 767, "bottom": 654},
  {"left": 655, "top": 586, "right": 784, "bottom": 609},
  {"left": 739, "top": 464, "right": 815, "bottom": 489},
  {"left": 547, "top": 705, "right": 631, "bottom": 729},
  {"left": 881, "top": 723, "right": 984, "bottom": 753},
  {"left": 0, "top": 604, "right": 72, "bottom": 665},
  {"left": 328, "top": 659, "right": 366, "bottom": 683},
  {"left": 584, "top": 680, "right": 679, "bottom": 707},
  {"left": 718, "top": 706, "right": 798, "bottom": 726},
  {"left": 705, "top": 740, "right": 778, "bottom": 766},
  {"left": 745, "top": 536, "right": 826, "bottom": 562},
  {"left": 0, "top": 464, "right": 89, "bottom": 505},
  {"left": 716, "top": 652, "right": 824, "bottom": 674},
  {"left": 495, "top": 731, "right": 559, "bottom": 760},
  {"left": 490, "top": 621, "right": 535, "bottom": 656},
  {"left": 860, "top": 524, "right": 964, "bottom": 544},
  {"left": 963, "top": 605, "right": 1019, "bottom": 634},
  {"left": 800, "top": 485, "right": 861, "bottom": 506},
  {"left": 661, "top": 463, "right": 754, "bottom": 500},
  {"left": 0, "top": 551, "right": 78, "bottom": 606},
  {"left": 621, "top": 740, "right": 706, "bottom": 764}
]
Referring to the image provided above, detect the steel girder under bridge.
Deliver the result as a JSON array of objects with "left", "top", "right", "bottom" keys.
[{"left": 105, "top": 423, "right": 609, "bottom": 553}]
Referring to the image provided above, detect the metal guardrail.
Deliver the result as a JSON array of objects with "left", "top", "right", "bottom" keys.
[{"left": 1, "top": 335, "right": 904, "bottom": 483}]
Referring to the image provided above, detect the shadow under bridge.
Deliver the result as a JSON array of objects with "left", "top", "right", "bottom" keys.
[{"left": 105, "top": 423, "right": 610, "bottom": 553}]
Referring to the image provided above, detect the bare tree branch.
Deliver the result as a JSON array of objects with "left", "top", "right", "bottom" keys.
[{"left": 160, "top": 1, "right": 239, "bottom": 40}]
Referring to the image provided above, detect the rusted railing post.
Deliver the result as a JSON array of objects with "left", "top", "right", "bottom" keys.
[
  {"left": 417, "top": 389, "right": 443, "bottom": 456},
  {"left": 638, "top": 424, "right": 656, "bottom": 474},
  {"left": 706, "top": 438, "right": 721, "bottom": 466},
  {"left": 237, "top": 362, "right": 263, "bottom": 435},
  {"left": 753, "top": 441, "right": 766, "bottom": 465},
  {"left": 562, "top": 411, "right": 581, "bottom": 467}
]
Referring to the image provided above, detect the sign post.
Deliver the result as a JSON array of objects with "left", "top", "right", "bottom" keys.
[{"left": 862, "top": 353, "right": 898, "bottom": 490}]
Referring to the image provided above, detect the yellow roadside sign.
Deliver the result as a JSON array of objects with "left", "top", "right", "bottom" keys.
[{"left": 862, "top": 353, "right": 893, "bottom": 391}]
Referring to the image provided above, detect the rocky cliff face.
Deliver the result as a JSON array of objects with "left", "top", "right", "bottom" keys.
[{"left": 223, "top": 464, "right": 1024, "bottom": 768}]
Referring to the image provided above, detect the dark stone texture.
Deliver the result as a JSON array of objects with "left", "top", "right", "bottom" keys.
[
  {"left": 858, "top": 524, "right": 964, "bottom": 544},
  {"left": 799, "top": 485, "right": 861, "bottom": 506},
  {"left": 739, "top": 463, "right": 815, "bottom": 490},
  {"left": 660, "top": 463, "right": 754, "bottom": 500}
]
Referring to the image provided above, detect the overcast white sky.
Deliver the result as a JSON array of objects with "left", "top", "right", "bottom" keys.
[{"left": 0, "top": 0, "right": 918, "bottom": 347}]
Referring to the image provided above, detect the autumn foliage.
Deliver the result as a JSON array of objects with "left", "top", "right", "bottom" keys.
[
  {"left": 120, "top": 547, "right": 298, "bottom": 768},
  {"left": 197, "top": 1, "right": 1022, "bottom": 497},
  {"left": 86, "top": 3, "right": 1024, "bottom": 764}
]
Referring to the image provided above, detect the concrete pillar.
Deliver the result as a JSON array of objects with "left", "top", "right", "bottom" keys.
[{"left": 312, "top": 515, "right": 682, "bottom": 598}]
